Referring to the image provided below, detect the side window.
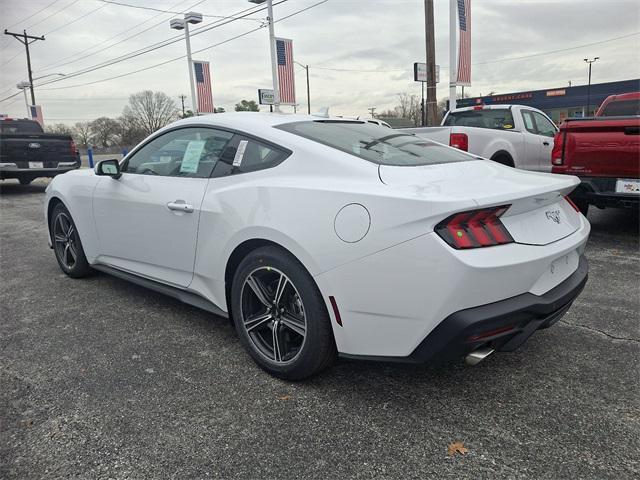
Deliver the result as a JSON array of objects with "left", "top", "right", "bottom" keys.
[
  {"left": 532, "top": 112, "right": 557, "bottom": 137},
  {"left": 211, "top": 134, "right": 289, "bottom": 177},
  {"left": 521, "top": 111, "right": 536, "bottom": 134},
  {"left": 123, "top": 127, "right": 233, "bottom": 178}
]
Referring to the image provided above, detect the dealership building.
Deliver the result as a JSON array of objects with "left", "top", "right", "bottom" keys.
[{"left": 455, "top": 78, "right": 639, "bottom": 123}]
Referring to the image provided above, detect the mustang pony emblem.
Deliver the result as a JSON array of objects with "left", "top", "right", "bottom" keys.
[
  {"left": 545, "top": 210, "right": 561, "bottom": 224},
  {"left": 28, "top": 142, "right": 41, "bottom": 149}
]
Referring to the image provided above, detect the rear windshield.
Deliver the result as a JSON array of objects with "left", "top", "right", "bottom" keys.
[
  {"left": 599, "top": 99, "right": 640, "bottom": 116},
  {"left": 443, "top": 109, "right": 515, "bottom": 130},
  {"left": 0, "top": 120, "right": 43, "bottom": 134},
  {"left": 276, "top": 121, "right": 473, "bottom": 166}
]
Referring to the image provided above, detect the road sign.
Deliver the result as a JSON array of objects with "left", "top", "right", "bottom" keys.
[
  {"left": 258, "top": 89, "right": 275, "bottom": 105},
  {"left": 413, "top": 63, "right": 440, "bottom": 83}
]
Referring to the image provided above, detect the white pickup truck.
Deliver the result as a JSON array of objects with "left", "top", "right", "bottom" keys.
[{"left": 403, "top": 104, "right": 558, "bottom": 171}]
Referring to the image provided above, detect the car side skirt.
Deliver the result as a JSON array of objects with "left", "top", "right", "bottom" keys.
[{"left": 92, "top": 264, "right": 228, "bottom": 318}]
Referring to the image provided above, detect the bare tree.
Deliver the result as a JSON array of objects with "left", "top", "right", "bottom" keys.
[
  {"left": 73, "top": 121, "right": 92, "bottom": 148},
  {"left": 45, "top": 123, "right": 73, "bottom": 135},
  {"left": 117, "top": 113, "right": 146, "bottom": 146},
  {"left": 90, "top": 117, "right": 120, "bottom": 148},
  {"left": 122, "top": 90, "right": 178, "bottom": 136}
]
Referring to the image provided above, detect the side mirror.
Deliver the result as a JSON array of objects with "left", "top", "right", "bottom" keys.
[{"left": 95, "top": 159, "right": 121, "bottom": 179}]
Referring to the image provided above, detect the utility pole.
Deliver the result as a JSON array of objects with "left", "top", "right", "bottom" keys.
[
  {"left": 584, "top": 57, "right": 599, "bottom": 116},
  {"left": 424, "top": 0, "right": 438, "bottom": 126},
  {"left": 4, "top": 30, "right": 45, "bottom": 106},
  {"left": 179, "top": 94, "right": 187, "bottom": 116},
  {"left": 294, "top": 61, "right": 310, "bottom": 114},
  {"left": 304, "top": 64, "right": 310, "bottom": 114},
  {"left": 368, "top": 107, "right": 376, "bottom": 117}
]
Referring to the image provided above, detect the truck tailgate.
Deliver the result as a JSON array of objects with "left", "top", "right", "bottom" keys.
[{"left": 556, "top": 118, "right": 640, "bottom": 177}]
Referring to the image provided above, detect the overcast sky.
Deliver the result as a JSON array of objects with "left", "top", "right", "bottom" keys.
[{"left": 0, "top": 0, "right": 638, "bottom": 124}]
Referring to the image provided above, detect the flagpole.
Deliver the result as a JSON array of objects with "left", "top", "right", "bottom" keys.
[{"left": 449, "top": 0, "right": 457, "bottom": 111}]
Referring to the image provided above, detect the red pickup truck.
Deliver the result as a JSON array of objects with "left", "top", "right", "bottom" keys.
[{"left": 551, "top": 92, "right": 640, "bottom": 215}]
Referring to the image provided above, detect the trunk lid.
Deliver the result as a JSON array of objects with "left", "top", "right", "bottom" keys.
[{"left": 379, "top": 159, "right": 582, "bottom": 245}]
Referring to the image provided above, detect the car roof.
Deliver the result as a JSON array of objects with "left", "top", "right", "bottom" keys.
[{"left": 173, "top": 112, "right": 362, "bottom": 130}]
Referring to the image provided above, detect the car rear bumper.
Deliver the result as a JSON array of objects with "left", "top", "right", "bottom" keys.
[
  {"left": 341, "top": 254, "right": 588, "bottom": 365},
  {"left": 572, "top": 176, "right": 639, "bottom": 209},
  {"left": 0, "top": 163, "right": 79, "bottom": 179}
]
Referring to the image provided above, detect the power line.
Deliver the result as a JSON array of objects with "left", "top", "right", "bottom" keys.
[
  {"left": 24, "top": 0, "right": 83, "bottom": 30},
  {"left": 35, "top": 0, "right": 326, "bottom": 91},
  {"left": 4, "top": 0, "right": 62, "bottom": 30},
  {"left": 472, "top": 31, "right": 640, "bottom": 65},
  {"left": 311, "top": 30, "right": 640, "bottom": 74},
  {"left": 36, "top": 0, "right": 207, "bottom": 73},
  {"left": 42, "top": 3, "right": 108, "bottom": 36},
  {"left": 34, "top": 0, "right": 288, "bottom": 89},
  {"left": 97, "top": 0, "right": 264, "bottom": 22}
]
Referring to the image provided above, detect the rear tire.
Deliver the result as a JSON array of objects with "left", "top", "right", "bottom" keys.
[
  {"left": 50, "top": 203, "right": 91, "bottom": 278},
  {"left": 18, "top": 178, "right": 32, "bottom": 185},
  {"left": 231, "top": 246, "right": 336, "bottom": 380}
]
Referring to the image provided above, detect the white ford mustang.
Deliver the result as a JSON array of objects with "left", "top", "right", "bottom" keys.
[{"left": 45, "top": 113, "right": 590, "bottom": 379}]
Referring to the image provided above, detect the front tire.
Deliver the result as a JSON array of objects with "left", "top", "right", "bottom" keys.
[
  {"left": 18, "top": 178, "right": 32, "bottom": 185},
  {"left": 231, "top": 246, "right": 336, "bottom": 380},
  {"left": 50, "top": 203, "right": 91, "bottom": 278}
]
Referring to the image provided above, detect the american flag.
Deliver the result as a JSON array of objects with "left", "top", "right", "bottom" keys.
[
  {"left": 275, "top": 38, "right": 296, "bottom": 105},
  {"left": 29, "top": 105, "right": 44, "bottom": 127},
  {"left": 456, "top": 0, "right": 471, "bottom": 86},
  {"left": 193, "top": 60, "right": 214, "bottom": 113}
]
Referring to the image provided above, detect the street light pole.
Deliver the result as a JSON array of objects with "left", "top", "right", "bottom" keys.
[
  {"left": 16, "top": 81, "right": 30, "bottom": 117},
  {"left": 184, "top": 21, "right": 198, "bottom": 115},
  {"left": 170, "top": 13, "right": 202, "bottom": 115},
  {"left": 584, "top": 57, "right": 599, "bottom": 116}
]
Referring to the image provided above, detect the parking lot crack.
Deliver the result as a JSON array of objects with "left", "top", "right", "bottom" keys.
[{"left": 559, "top": 320, "right": 640, "bottom": 344}]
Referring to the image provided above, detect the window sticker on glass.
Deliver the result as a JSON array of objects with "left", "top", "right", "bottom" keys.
[
  {"left": 233, "top": 140, "right": 249, "bottom": 167},
  {"left": 180, "top": 140, "right": 206, "bottom": 173},
  {"left": 159, "top": 155, "right": 172, "bottom": 163}
]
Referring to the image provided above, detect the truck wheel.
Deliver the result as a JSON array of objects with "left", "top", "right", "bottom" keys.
[
  {"left": 490, "top": 153, "right": 514, "bottom": 167},
  {"left": 19, "top": 178, "right": 32, "bottom": 185}
]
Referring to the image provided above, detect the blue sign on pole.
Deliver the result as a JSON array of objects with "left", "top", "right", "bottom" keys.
[{"left": 88, "top": 148, "right": 94, "bottom": 168}]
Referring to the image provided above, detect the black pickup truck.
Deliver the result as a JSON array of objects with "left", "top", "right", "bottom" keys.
[{"left": 0, "top": 118, "right": 81, "bottom": 185}]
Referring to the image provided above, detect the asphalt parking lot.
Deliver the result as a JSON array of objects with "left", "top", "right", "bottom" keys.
[{"left": 1, "top": 178, "right": 638, "bottom": 479}]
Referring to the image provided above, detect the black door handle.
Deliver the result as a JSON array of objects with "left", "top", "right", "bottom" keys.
[{"left": 543, "top": 141, "right": 550, "bottom": 146}]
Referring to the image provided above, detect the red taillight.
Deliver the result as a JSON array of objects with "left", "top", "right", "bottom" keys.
[
  {"left": 564, "top": 195, "right": 580, "bottom": 213},
  {"left": 70, "top": 140, "right": 78, "bottom": 155},
  {"left": 435, "top": 205, "right": 514, "bottom": 249},
  {"left": 473, "top": 105, "right": 483, "bottom": 110},
  {"left": 551, "top": 131, "right": 563, "bottom": 166},
  {"left": 449, "top": 132, "right": 468, "bottom": 151}
]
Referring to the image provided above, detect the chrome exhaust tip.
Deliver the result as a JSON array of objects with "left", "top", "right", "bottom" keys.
[{"left": 465, "top": 347, "right": 495, "bottom": 366}]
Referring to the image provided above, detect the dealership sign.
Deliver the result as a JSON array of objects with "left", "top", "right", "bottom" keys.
[
  {"left": 413, "top": 62, "right": 440, "bottom": 83},
  {"left": 258, "top": 89, "right": 275, "bottom": 105}
]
